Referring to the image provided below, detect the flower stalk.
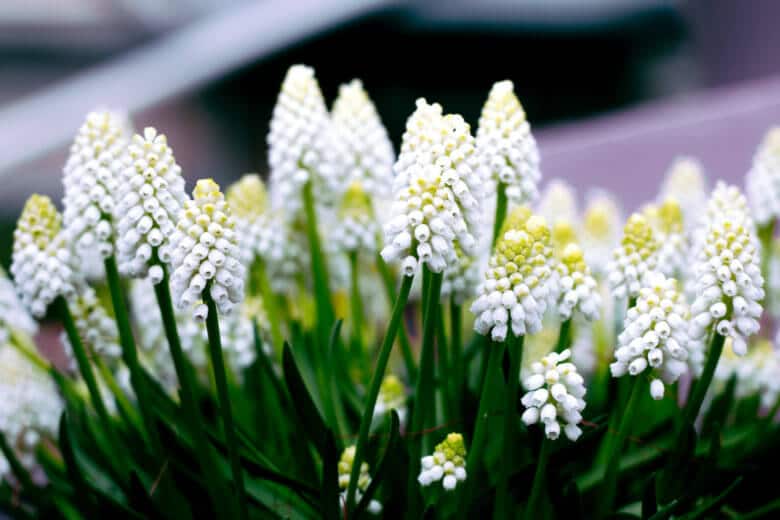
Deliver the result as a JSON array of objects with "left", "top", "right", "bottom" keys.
[
  {"left": 495, "top": 333, "right": 524, "bottom": 518},
  {"left": 525, "top": 437, "right": 551, "bottom": 520}
]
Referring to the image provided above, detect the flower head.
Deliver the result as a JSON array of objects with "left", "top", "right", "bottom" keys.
[
  {"left": 374, "top": 374, "right": 407, "bottom": 423},
  {"left": 746, "top": 127, "right": 780, "bottom": 225},
  {"left": 380, "top": 99, "right": 483, "bottom": 276},
  {"left": 689, "top": 183, "right": 763, "bottom": 356},
  {"left": 65, "top": 286, "right": 122, "bottom": 360},
  {"left": 115, "top": 127, "right": 187, "bottom": 283},
  {"left": 441, "top": 242, "right": 482, "bottom": 304},
  {"left": 332, "top": 182, "right": 379, "bottom": 255},
  {"left": 471, "top": 215, "right": 556, "bottom": 340},
  {"left": 660, "top": 156, "right": 707, "bottom": 226},
  {"left": 582, "top": 190, "right": 622, "bottom": 273},
  {"left": 0, "top": 269, "right": 37, "bottom": 346},
  {"left": 418, "top": 432, "right": 467, "bottom": 491},
  {"left": 169, "top": 179, "right": 246, "bottom": 320},
  {"left": 476, "top": 80, "right": 540, "bottom": 203},
  {"left": 555, "top": 243, "right": 601, "bottom": 321},
  {"left": 338, "top": 445, "right": 382, "bottom": 514},
  {"left": 331, "top": 79, "right": 394, "bottom": 199},
  {"left": 62, "top": 110, "right": 131, "bottom": 264},
  {"left": 606, "top": 213, "right": 659, "bottom": 300},
  {"left": 521, "top": 349, "right": 586, "bottom": 441},
  {"left": 11, "top": 195, "right": 76, "bottom": 317},
  {"left": 642, "top": 198, "right": 687, "bottom": 277},
  {"left": 537, "top": 179, "right": 578, "bottom": 224},
  {"left": 611, "top": 272, "right": 691, "bottom": 399},
  {"left": 226, "top": 174, "right": 269, "bottom": 266}
]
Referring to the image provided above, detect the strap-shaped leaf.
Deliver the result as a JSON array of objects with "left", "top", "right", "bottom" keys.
[
  {"left": 283, "top": 342, "right": 329, "bottom": 455},
  {"left": 354, "top": 410, "right": 402, "bottom": 518}
]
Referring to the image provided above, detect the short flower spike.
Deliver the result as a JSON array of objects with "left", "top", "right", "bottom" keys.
[
  {"left": 337, "top": 445, "right": 382, "bottom": 514},
  {"left": 169, "top": 179, "right": 246, "bottom": 320},
  {"left": 418, "top": 432, "right": 467, "bottom": 491},
  {"left": 746, "top": 127, "right": 780, "bottom": 225},
  {"left": 660, "top": 156, "right": 707, "bottom": 226},
  {"left": 555, "top": 243, "right": 601, "bottom": 321},
  {"left": 606, "top": 213, "right": 659, "bottom": 300},
  {"left": 521, "top": 349, "right": 587, "bottom": 441}
]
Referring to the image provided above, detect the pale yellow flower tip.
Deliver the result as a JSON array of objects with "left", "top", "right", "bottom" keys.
[
  {"left": 226, "top": 174, "right": 268, "bottom": 219},
  {"left": 15, "top": 194, "right": 61, "bottom": 252}
]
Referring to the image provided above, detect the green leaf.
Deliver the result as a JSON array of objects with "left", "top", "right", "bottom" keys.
[
  {"left": 282, "top": 343, "right": 329, "bottom": 456},
  {"left": 320, "top": 432, "right": 340, "bottom": 520},
  {"left": 680, "top": 477, "right": 743, "bottom": 520},
  {"left": 701, "top": 374, "right": 736, "bottom": 439},
  {"left": 641, "top": 475, "right": 658, "bottom": 519},
  {"left": 127, "top": 472, "right": 165, "bottom": 520},
  {"left": 354, "top": 410, "right": 401, "bottom": 518},
  {"left": 656, "top": 421, "right": 696, "bottom": 504}
]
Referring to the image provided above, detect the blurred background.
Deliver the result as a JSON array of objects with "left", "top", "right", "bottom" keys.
[{"left": 1, "top": 0, "right": 780, "bottom": 266}]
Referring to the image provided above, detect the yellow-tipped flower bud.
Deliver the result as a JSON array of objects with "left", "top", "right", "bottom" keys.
[{"left": 418, "top": 432, "right": 468, "bottom": 491}]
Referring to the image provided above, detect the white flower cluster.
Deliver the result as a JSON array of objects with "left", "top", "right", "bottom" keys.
[
  {"left": 714, "top": 338, "right": 780, "bottom": 408},
  {"left": 418, "top": 432, "right": 467, "bottom": 491},
  {"left": 611, "top": 273, "right": 691, "bottom": 399},
  {"left": 65, "top": 286, "right": 122, "bottom": 360},
  {"left": 331, "top": 79, "right": 395, "bottom": 198},
  {"left": 476, "top": 80, "right": 541, "bottom": 204},
  {"left": 746, "top": 127, "right": 780, "bottom": 226},
  {"left": 226, "top": 174, "right": 269, "bottom": 267},
  {"left": 659, "top": 156, "right": 708, "bottom": 227},
  {"left": 606, "top": 213, "right": 659, "bottom": 300},
  {"left": 0, "top": 346, "right": 63, "bottom": 477},
  {"left": 581, "top": 190, "right": 622, "bottom": 274},
  {"left": 521, "top": 349, "right": 586, "bottom": 441},
  {"left": 62, "top": 110, "right": 130, "bottom": 264},
  {"left": 338, "top": 445, "right": 382, "bottom": 514},
  {"left": 0, "top": 269, "right": 37, "bottom": 346},
  {"left": 555, "top": 243, "right": 601, "bottom": 321},
  {"left": 11, "top": 195, "right": 77, "bottom": 317},
  {"left": 537, "top": 179, "right": 578, "bottom": 224},
  {"left": 689, "top": 183, "right": 763, "bottom": 356},
  {"left": 373, "top": 374, "right": 407, "bottom": 425},
  {"left": 441, "top": 243, "right": 482, "bottom": 305},
  {"left": 170, "top": 179, "right": 246, "bottom": 320},
  {"left": 381, "top": 99, "right": 483, "bottom": 275},
  {"left": 115, "top": 127, "right": 187, "bottom": 283},
  {"left": 332, "top": 182, "right": 379, "bottom": 255},
  {"left": 268, "top": 65, "right": 340, "bottom": 209},
  {"left": 472, "top": 215, "right": 556, "bottom": 341},
  {"left": 643, "top": 198, "right": 687, "bottom": 277}
]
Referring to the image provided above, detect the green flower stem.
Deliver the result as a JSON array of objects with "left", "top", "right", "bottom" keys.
[
  {"left": 345, "top": 275, "right": 414, "bottom": 513},
  {"left": 8, "top": 328, "right": 49, "bottom": 372},
  {"left": 554, "top": 318, "right": 572, "bottom": 353},
  {"left": 203, "top": 290, "right": 248, "bottom": 520},
  {"left": 0, "top": 431, "right": 35, "bottom": 494},
  {"left": 525, "top": 436, "right": 551, "bottom": 520},
  {"left": 376, "top": 253, "right": 416, "bottom": 383},
  {"left": 252, "top": 259, "right": 284, "bottom": 357},
  {"left": 758, "top": 219, "right": 775, "bottom": 287},
  {"left": 152, "top": 269, "right": 223, "bottom": 514},
  {"left": 436, "top": 301, "right": 453, "bottom": 423},
  {"left": 104, "top": 255, "right": 155, "bottom": 440},
  {"left": 681, "top": 332, "right": 726, "bottom": 432},
  {"left": 450, "top": 299, "right": 464, "bottom": 412},
  {"left": 492, "top": 181, "right": 508, "bottom": 247},
  {"left": 93, "top": 354, "right": 140, "bottom": 427},
  {"left": 348, "top": 251, "right": 366, "bottom": 373},
  {"left": 495, "top": 334, "right": 524, "bottom": 519},
  {"left": 599, "top": 376, "right": 645, "bottom": 518},
  {"left": 458, "top": 340, "right": 507, "bottom": 517},
  {"left": 301, "top": 179, "right": 335, "bottom": 332},
  {"left": 56, "top": 296, "right": 125, "bottom": 464}
]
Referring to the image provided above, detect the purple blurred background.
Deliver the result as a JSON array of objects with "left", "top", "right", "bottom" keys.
[{"left": 1, "top": 0, "right": 779, "bottom": 265}]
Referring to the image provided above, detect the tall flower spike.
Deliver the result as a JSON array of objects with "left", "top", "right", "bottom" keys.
[
  {"left": 476, "top": 80, "right": 541, "bottom": 204},
  {"left": 471, "top": 215, "right": 556, "bottom": 341},
  {"left": 226, "top": 174, "right": 269, "bottom": 267},
  {"left": 332, "top": 182, "right": 378, "bottom": 255},
  {"left": 338, "top": 445, "right": 382, "bottom": 514},
  {"left": 582, "top": 190, "right": 622, "bottom": 274},
  {"left": 746, "top": 127, "right": 780, "bottom": 226},
  {"left": 267, "top": 65, "right": 339, "bottom": 210},
  {"left": 689, "top": 183, "right": 763, "bottom": 356},
  {"left": 331, "top": 79, "right": 395, "bottom": 199},
  {"left": 169, "top": 179, "right": 246, "bottom": 320},
  {"left": 555, "top": 243, "right": 601, "bottom": 321},
  {"left": 606, "top": 213, "right": 659, "bottom": 300},
  {"left": 380, "top": 99, "right": 483, "bottom": 276},
  {"left": 521, "top": 349, "right": 587, "bottom": 441},
  {"left": 611, "top": 272, "right": 691, "bottom": 399},
  {"left": 418, "top": 432, "right": 467, "bottom": 491},
  {"left": 62, "top": 110, "right": 131, "bottom": 265},
  {"left": 643, "top": 198, "right": 687, "bottom": 277},
  {"left": 11, "top": 195, "right": 76, "bottom": 317},
  {"left": 115, "top": 127, "right": 187, "bottom": 283},
  {"left": 659, "top": 156, "right": 707, "bottom": 227}
]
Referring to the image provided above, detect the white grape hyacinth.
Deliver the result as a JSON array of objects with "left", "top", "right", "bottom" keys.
[
  {"left": 169, "top": 179, "right": 246, "bottom": 320},
  {"left": 472, "top": 215, "right": 556, "bottom": 340},
  {"left": 606, "top": 213, "right": 659, "bottom": 301},
  {"left": 555, "top": 243, "right": 601, "bottom": 321},
  {"left": 418, "top": 432, "right": 467, "bottom": 491},
  {"left": 380, "top": 99, "right": 483, "bottom": 276},
  {"left": 0, "top": 269, "right": 37, "bottom": 346},
  {"left": 332, "top": 182, "right": 379, "bottom": 256},
  {"left": 115, "top": 127, "right": 188, "bottom": 283},
  {"left": 581, "top": 190, "right": 622, "bottom": 274},
  {"left": 66, "top": 286, "right": 122, "bottom": 360},
  {"left": 331, "top": 79, "right": 395, "bottom": 199},
  {"left": 521, "top": 349, "right": 587, "bottom": 441},
  {"left": 338, "top": 445, "right": 382, "bottom": 514},
  {"left": 746, "top": 127, "right": 780, "bottom": 226},
  {"left": 62, "top": 110, "right": 131, "bottom": 264},
  {"left": 611, "top": 272, "right": 691, "bottom": 400},
  {"left": 476, "top": 80, "right": 541, "bottom": 204},
  {"left": 659, "top": 156, "right": 708, "bottom": 228},
  {"left": 11, "top": 195, "right": 77, "bottom": 318},
  {"left": 689, "top": 183, "right": 763, "bottom": 357}
]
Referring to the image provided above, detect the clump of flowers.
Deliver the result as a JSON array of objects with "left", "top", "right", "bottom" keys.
[
  {"left": 746, "top": 127, "right": 780, "bottom": 226},
  {"left": 659, "top": 156, "right": 708, "bottom": 226},
  {"left": 472, "top": 215, "right": 556, "bottom": 340},
  {"left": 418, "top": 432, "right": 467, "bottom": 490},
  {"left": 11, "top": 195, "right": 77, "bottom": 317},
  {"left": 332, "top": 182, "right": 379, "bottom": 256},
  {"left": 170, "top": 179, "right": 246, "bottom": 320},
  {"left": 381, "top": 99, "right": 483, "bottom": 276},
  {"left": 689, "top": 183, "right": 763, "bottom": 356},
  {"left": 226, "top": 174, "right": 269, "bottom": 267},
  {"left": 555, "top": 243, "right": 601, "bottom": 321},
  {"left": 115, "top": 127, "right": 187, "bottom": 283},
  {"left": 476, "top": 80, "right": 540, "bottom": 203},
  {"left": 643, "top": 198, "right": 687, "bottom": 277},
  {"left": 64, "top": 287, "right": 122, "bottom": 360},
  {"left": 606, "top": 213, "right": 659, "bottom": 300},
  {"left": 338, "top": 445, "right": 382, "bottom": 514},
  {"left": 521, "top": 349, "right": 587, "bottom": 441},
  {"left": 581, "top": 190, "right": 622, "bottom": 273},
  {"left": 373, "top": 374, "right": 407, "bottom": 424},
  {"left": 611, "top": 273, "right": 691, "bottom": 399}
]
